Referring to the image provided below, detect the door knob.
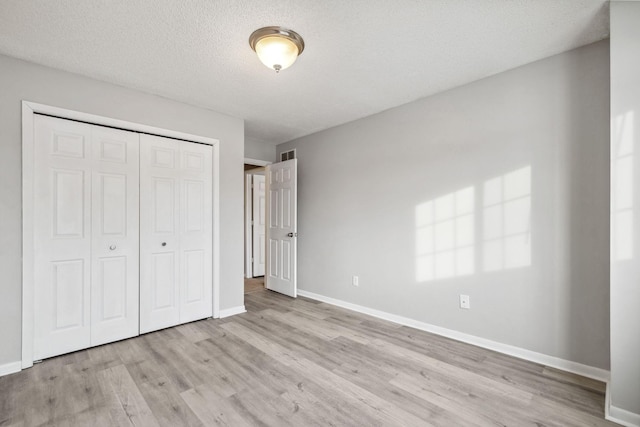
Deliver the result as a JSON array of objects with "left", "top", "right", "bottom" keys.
[
  {"left": 287, "top": 232, "right": 296, "bottom": 237},
  {"left": 162, "top": 242, "right": 167, "bottom": 246},
  {"left": 109, "top": 245, "right": 116, "bottom": 251}
]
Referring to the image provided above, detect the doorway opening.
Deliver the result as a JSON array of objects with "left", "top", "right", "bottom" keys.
[
  {"left": 244, "top": 159, "right": 270, "bottom": 294},
  {"left": 245, "top": 276, "right": 265, "bottom": 294},
  {"left": 243, "top": 156, "right": 298, "bottom": 298}
]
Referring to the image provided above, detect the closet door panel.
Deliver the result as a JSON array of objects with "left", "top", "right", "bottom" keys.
[
  {"left": 180, "top": 143, "right": 213, "bottom": 323},
  {"left": 140, "top": 135, "right": 213, "bottom": 331},
  {"left": 90, "top": 126, "right": 140, "bottom": 346},
  {"left": 140, "top": 135, "right": 181, "bottom": 333},
  {"left": 33, "top": 115, "right": 92, "bottom": 360}
]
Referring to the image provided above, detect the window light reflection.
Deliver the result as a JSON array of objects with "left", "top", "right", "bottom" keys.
[
  {"left": 416, "top": 187, "right": 475, "bottom": 282},
  {"left": 612, "top": 111, "right": 634, "bottom": 261},
  {"left": 482, "top": 166, "right": 531, "bottom": 272}
]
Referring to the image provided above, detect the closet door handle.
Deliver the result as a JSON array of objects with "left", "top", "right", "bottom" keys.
[
  {"left": 161, "top": 242, "right": 167, "bottom": 247},
  {"left": 109, "top": 245, "right": 116, "bottom": 251}
]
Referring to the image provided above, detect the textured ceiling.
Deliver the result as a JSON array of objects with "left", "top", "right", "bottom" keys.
[{"left": 0, "top": 1, "right": 609, "bottom": 144}]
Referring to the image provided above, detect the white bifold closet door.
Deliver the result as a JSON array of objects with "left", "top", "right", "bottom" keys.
[
  {"left": 139, "top": 134, "right": 213, "bottom": 334},
  {"left": 33, "top": 115, "right": 139, "bottom": 361}
]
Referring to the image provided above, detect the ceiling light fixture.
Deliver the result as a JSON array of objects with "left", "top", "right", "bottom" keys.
[{"left": 249, "top": 26, "right": 305, "bottom": 73}]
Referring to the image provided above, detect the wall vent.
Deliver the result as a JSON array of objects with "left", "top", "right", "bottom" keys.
[{"left": 280, "top": 149, "right": 296, "bottom": 162}]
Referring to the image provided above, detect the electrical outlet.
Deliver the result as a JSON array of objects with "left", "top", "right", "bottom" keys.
[
  {"left": 352, "top": 275, "right": 359, "bottom": 287},
  {"left": 459, "top": 294, "right": 470, "bottom": 309}
]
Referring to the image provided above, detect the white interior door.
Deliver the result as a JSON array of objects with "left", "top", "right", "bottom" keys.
[
  {"left": 140, "top": 134, "right": 212, "bottom": 333},
  {"left": 178, "top": 140, "right": 213, "bottom": 323},
  {"left": 139, "top": 135, "right": 181, "bottom": 333},
  {"left": 265, "top": 159, "right": 297, "bottom": 297},
  {"left": 90, "top": 126, "right": 140, "bottom": 346},
  {"left": 33, "top": 115, "right": 92, "bottom": 360},
  {"left": 33, "top": 115, "right": 140, "bottom": 359},
  {"left": 252, "top": 174, "right": 266, "bottom": 277}
]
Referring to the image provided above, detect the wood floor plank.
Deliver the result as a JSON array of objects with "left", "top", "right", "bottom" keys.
[
  {"left": 330, "top": 362, "right": 455, "bottom": 425},
  {"left": 98, "top": 364, "right": 161, "bottom": 426},
  {"left": 135, "top": 333, "right": 203, "bottom": 393},
  {"left": 136, "top": 375, "right": 203, "bottom": 427},
  {"left": 371, "top": 337, "right": 534, "bottom": 404},
  {"left": 197, "top": 335, "right": 299, "bottom": 397},
  {"left": 221, "top": 321, "right": 433, "bottom": 426},
  {"left": 196, "top": 330, "right": 387, "bottom": 427},
  {"left": 180, "top": 386, "right": 253, "bottom": 427},
  {"left": 228, "top": 310, "right": 366, "bottom": 371},
  {"left": 542, "top": 366, "right": 606, "bottom": 393},
  {"left": 125, "top": 359, "right": 167, "bottom": 388},
  {"left": 0, "top": 286, "right": 616, "bottom": 426},
  {"left": 267, "top": 308, "right": 371, "bottom": 344},
  {"left": 325, "top": 316, "right": 489, "bottom": 368},
  {"left": 296, "top": 357, "right": 435, "bottom": 426},
  {"left": 390, "top": 372, "right": 525, "bottom": 427},
  {"left": 0, "top": 367, "right": 28, "bottom": 425},
  {"left": 328, "top": 312, "right": 608, "bottom": 419},
  {"left": 175, "top": 321, "right": 213, "bottom": 343},
  {"left": 530, "top": 394, "right": 617, "bottom": 427},
  {"left": 220, "top": 321, "right": 300, "bottom": 366},
  {"left": 224, "top": 385, "right": 298, "bottom": 427},
  {"left": 250, "top": 290, "right": 331, "bottom": 320}
]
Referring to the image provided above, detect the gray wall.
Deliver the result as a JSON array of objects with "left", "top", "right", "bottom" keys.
[
  {"left": 0, "top": 54, "right": 245, "bottom": 367},
  {"left": 278, "top": 40, "right": 610, "bottom": 369},
  {"left": 610, "top": 1, "right": 640, "bottom": 419},
  {"left": 245, "top": 137, "right": 276, "bottom": 163}
]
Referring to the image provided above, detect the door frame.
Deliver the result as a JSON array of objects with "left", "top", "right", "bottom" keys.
[{"left": 21, "top": 101, "right": 221, "bottom": 369}]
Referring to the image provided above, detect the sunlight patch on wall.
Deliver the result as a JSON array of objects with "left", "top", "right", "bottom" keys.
[
  {"left": 416, "top": 187, "right": 475, "bottom": 282},
  {"left": 612, "top": 111, "right": 634, "bottom": 261},
  {"left": 482, "top": 166, "right": 531, "bottom": 271}
]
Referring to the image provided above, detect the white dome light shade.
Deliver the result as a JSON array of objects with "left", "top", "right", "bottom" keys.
[
  {"left": 249, "top": 27, "right": 305, "bottom": 73},
  {"left": 255, "top": 36, "right": 299, "bottom": 72}
]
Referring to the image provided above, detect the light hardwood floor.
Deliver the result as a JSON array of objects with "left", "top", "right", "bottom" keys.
[
  {"left": 1, "top": 288, "right": 616, "bottom": 426},
  {"left": 244, "top": 277, "right": 265, "bottom": 294}
]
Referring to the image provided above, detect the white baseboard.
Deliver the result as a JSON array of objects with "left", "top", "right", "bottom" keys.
[
  {"left": 297, "top": 289, "right": 610, "bottom": 383},
  {"left": 606, "top": 397, "right": 640, "bottom": 427},
  {"left": 219, "top": 305, "right": 246, "bottom": 318},
  {"left": 0, "top": 361, "right": 22, "bottom": 377}
]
